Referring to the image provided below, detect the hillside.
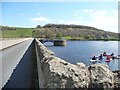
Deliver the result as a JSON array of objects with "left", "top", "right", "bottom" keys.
[
  {"left": 33, "top": 24, "right": 119, "bottom": 41},
  {"left": 0, "top": 26, "right": 33, "bottom": 38},
  {"left": 0, "top": 24, "right": 119, "bottom": 40}
]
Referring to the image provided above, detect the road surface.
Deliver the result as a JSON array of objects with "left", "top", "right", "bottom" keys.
[{"left": 0, "top": 38, "right": 38, "bottom": 88}]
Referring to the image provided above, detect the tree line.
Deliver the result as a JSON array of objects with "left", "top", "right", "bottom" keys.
[{"left": 33, "top": 24, "right": 119, "bottom": 40}]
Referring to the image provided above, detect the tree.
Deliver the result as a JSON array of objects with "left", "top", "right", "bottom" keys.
[
  {"left": 45, "top": 29, "right": 55, "bottom": 38},
  {"left": 84, "top": 35, "right": 90, "bottom": 40},
  {"left": 36, "top": 25, "right": 41, "bottom": 28},
  {"left": 56, "top": 33, "right": 63, "bottom": 39}
]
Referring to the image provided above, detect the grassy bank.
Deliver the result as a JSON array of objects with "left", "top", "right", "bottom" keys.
[{"left": 1, "top": 28, "right": 33, "bottom": 38}]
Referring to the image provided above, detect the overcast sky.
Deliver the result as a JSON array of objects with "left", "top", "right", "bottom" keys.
[{"left": 2, "top": 2, "right": 118, "bottom": 33}]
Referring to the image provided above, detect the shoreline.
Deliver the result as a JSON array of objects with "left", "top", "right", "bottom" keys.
[{"left": 66, "top": 39, "right": 120, "bottom": 41}]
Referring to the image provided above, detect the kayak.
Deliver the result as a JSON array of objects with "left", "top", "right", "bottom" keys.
[
  {"left": 114, "top": 56, "right": 120, "bottom": 59},
  {"left": 105, "top": 60, "right": 110, "bottom": 62},
  {"left": 89, "top": 59, "right": 97, "bottom": 62}
]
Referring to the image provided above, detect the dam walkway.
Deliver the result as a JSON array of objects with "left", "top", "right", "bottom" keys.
[{"left": 0, "top": 38, "right": 39, "bottom": 89}]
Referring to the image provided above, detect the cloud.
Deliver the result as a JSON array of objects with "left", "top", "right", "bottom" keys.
[
  {"left": 74, "top": 9, "right": 95, "bottom": 16},
  {"left": 89, "top": 10, "right": 118, "bottom": 32},
  {"left": 55, "top": 10, "right": 117, "bottom": 32},
  {"left": 30, "top": 17, "right": 49, "bottom": 23},
  {"left": 59, "top": 19, "right": 64, "bottom": 23},
  {"left": 73, "top": 9, "right": 118, "bottom": 33},
  {"left": 84, "top": 9, "right": 95, "bottom": 13},
  {"left": 90, "top": 10, "right": 108, "bottom": 20},
  {"left": 90, "top": 15, "right": 118, "bottom": 32},
  {"left": 29, "top": 9, "right": 118, "bottom": 33}
]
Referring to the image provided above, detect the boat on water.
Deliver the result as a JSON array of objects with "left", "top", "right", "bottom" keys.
[
  {"left": 89, "top": 53, "right": 119, "bottom": 63},
  {"left": 89, "top": 56, "right": 102, "bottom": 62},
  {"left": 89, "top": 59, "right": 97, "bottom": 62},
  {"left": 105, "top": 59, "right": 110, "bottom": 62},
  {"left": 113, "top": 55, "right": 120, "bottom": 59}
]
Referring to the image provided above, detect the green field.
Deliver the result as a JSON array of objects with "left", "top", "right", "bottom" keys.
[{"left": 1, "top": 28, "right": 33, "bottom": 38}]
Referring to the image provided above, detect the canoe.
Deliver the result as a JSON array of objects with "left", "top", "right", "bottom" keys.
[
  {"left": 105, "top": 60, "right": 110, "bottom": 62},
  {"left": 89, "top": 59, "right": 97, "bottom": 62}
]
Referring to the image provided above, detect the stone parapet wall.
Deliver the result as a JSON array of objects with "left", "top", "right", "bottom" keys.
[{"left": 35, "top": 39, "right": 120, "bottom": 89}]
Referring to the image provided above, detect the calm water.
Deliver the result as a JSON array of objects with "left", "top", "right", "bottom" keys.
[{"left": 45, "top": 41, "right": 120, "bottom": 71}]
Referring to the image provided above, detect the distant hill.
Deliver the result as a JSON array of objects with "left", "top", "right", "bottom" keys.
[
  {"left": 33, "top": 24, "right": 119, "bottom": 41},
  {"left": 43, "top": 24, "right": 102, "bottom": 31}
]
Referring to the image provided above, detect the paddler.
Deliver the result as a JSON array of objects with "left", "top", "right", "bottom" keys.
[
  {"left": 99, "top": 54, "right": 103, "bottom": 60},
  {"left": 92, "top": 56, "right": 96, "bottom": 60},
  {"left": 110, "top": 53, "right": 115, "bottom": 59},
  {"left": 103, "top": 52, "right": 107, "bottom": 56}
]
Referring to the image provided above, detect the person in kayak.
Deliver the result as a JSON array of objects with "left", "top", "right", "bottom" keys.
[
  {"left": 110, "top": 53, "right": 115, "bottom": 59},
  {"left": 110, "top": 53, "right": 114, "bottom": 56},
  {"left": 103, "top": 52, "right": 107, "bottom": 56},
  {"left": 99, "top": 54, "right": 103, "bottom": 60},
  {"left": 92, "top": 56, "right": 96, "bottom": 60}
]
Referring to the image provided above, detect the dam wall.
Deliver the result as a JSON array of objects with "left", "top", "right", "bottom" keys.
[{"left": 35, "top": 39, "right": 120, "bottom": 89}]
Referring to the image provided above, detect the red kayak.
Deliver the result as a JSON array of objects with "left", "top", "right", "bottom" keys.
[
  {"left": 105, "top": 59, "right": 110, "bottom": 62},
  {"left": 106, "top": 55, "right": 113, "bottom": 58}
]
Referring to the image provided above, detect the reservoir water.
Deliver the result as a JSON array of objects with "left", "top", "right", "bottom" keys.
[{"left": 45, "top": 41, "right": 120, "bottom": 71}]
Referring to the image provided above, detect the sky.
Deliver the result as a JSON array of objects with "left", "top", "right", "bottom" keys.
[{"left": 2, "top": 2, "right": 118, "bottom": 33}]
